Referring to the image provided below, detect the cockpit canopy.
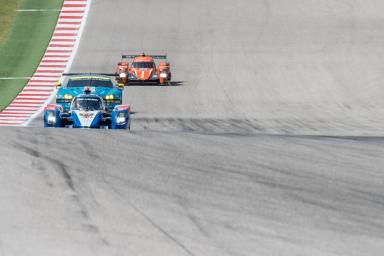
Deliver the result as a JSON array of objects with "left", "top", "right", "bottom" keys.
[
  {"left": 132, "top": 62, "right": 155, "bottom": 69},
  {"left": 71, "top": 96, "right": 104, "bottom": 111}
]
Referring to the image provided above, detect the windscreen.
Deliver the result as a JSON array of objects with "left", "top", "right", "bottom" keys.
[
  {"left": 67, "top": 78, "right": 113, "bottom": 88},
  {"left": 132, "top": 62, "right": 155, "bottom": 68},
  {"left": 71, "top": 97, "right": 103, "bottom": 111}
]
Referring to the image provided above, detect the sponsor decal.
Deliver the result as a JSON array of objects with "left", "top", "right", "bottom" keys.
[{"left": 78, "top": 112, "right": 94, "bottom": 118}]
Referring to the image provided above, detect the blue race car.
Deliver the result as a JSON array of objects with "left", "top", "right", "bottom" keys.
[
  {"left": 44, "top": 89, "right": 130, "bottom": 129},
  {"left": 56, "top": 73, "right": 124, "bottom": 113}
]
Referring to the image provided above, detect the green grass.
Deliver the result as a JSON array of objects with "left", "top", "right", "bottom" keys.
[
  {"left": 0, "top": 0, "right": 20, "bottom": 44},
  {"left": 0, "top": 0, "right": 63, "bottom": 111}
]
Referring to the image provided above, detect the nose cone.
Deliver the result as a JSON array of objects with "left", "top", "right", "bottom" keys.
[{"left": 135, "top": 68, "right": 153, "bottom": 80}]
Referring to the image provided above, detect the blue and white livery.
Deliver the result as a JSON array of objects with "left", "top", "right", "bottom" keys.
[{"left": 44, "top": 89, "right": 130, "bottom": 129}]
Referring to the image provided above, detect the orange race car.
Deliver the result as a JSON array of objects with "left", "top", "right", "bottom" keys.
[{"left": 116, "top": 53, "right": 172, "bottom": 85}]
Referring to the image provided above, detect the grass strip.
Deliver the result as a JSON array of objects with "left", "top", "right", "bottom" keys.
[
  {"left": 0, "top": 0, "right": 20, "bottom": 44},
  {"left": 0, "top": 0, "right": 63, "bottom": 111}
]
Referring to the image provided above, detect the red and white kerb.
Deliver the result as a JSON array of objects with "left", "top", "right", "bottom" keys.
[{"left": 0, "top": 0, "right": 91, "bottom": 126}]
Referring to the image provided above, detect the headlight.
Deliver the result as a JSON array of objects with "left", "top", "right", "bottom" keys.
[
  {"left": 151, "top": 73, "right": 158, "bottom": 79},
  {"left": 63, "top": 94, "right": 73, "bottom": 100},
  {"left": 117, "top": 116, "right": 125, "bottom": 123},
  {"left": 116, "top": 112, "right": 126, "bottom": 123},
  {"left": 105, "top": 95, "right": 114, "bottom": 100},
  {"left": 47, "top": 112, "right": 56, "bottom": 124},
  {"left": 119, "top": 73, "right": 127, "bottom": 78},
  {"left": 160, "top": 72, "right": 167, "bottom": 78}
]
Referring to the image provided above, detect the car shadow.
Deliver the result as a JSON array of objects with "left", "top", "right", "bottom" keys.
[{"left": 169, "top": 81, "right": 184, "bottom": 86}]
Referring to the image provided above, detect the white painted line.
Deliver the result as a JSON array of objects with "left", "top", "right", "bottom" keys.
[
  {"left": 17, "top": 9, "right": 61, "bottom": 12},
  {"left": 0, "top": 77, "right": 31, "bottom": 80}
]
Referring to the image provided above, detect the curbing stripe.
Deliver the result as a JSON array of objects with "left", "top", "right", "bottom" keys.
[
  {"left": 6, "top": 106, "right": 39, "bottom": 109},
  {"left": 53, "top": 33, "right": 78, "bottom": 36},
  {"left": 40, "top": 60, "right": 68, "bottom": 64},
  {"left": 55, "top": 27, "right": 80, "bottom": 30},
  {"left": 58, "top": 21, "right": 82, "bottom": 25},
  {"left": 0, "top": 114, "right": 31, "bottom": 117},
  {"left": 0, "top": 116, "right": 27, "bottom": 121},
  {"left": 59, "top": 16, "right": 83, "bottom": 19},
  {"left": 25, "top": 85, "right": 56, "bottom": 88},
  {"left": 43, "top": 55, "right": 71, "bottom": 58},
  {"left": 2, "top": 112, "right": 35, "bottom": 115},
  {"left": 50, "top": 39, "right": 76, "bottom": 42},
  {"left": 0, "top": 121, "right": 25, "bottom": 124},
  {"left": 63, "top": 5, "right": 86, "bottom": 8},
  {"left": 36, "top": 69, "right": 66, "bottom": 73},
  {"left": 22, "top": 0, "right": 92, "bottom": 126},
  {"left": 0, "top": 0, "right": 92, "bottom": 127},
  {"left": 61, "top": 10, "right": 85, "bottom": 14},
  {"left": 48, "top": 44, "right": 75, "bottom": 47},
  {"left": 38, "top": 64, "right": 67, "bottom": 67},
  {"left": 23, "top": 89, "right": 55, "bottom": 92}
]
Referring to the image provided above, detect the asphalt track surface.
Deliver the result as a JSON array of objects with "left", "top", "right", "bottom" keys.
[{"left": 2, "top": 0, "right": 384, "bottom": 255}]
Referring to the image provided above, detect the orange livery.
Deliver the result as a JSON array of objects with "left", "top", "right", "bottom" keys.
[{"left": 116, "top": 53, "right": 172, "bottom": 85}]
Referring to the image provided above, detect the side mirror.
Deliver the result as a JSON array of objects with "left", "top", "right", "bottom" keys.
[
  {"left": 117, "top": 83, "right": 124, "bottom": 90},
  {"left": 55, "top": 81, "right": 62, "bottom": 88}
]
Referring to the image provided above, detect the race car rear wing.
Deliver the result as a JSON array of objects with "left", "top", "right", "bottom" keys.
[
  {"left": 62, "top": 72, "right": 118, "bottom": 77},
  {"left": 121, "top": 54, "right": 167, "bottom": 59}
]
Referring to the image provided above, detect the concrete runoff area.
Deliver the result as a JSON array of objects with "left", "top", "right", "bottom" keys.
[{"left": 4, "top": 0, "right": 384, "bottom": 255}]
